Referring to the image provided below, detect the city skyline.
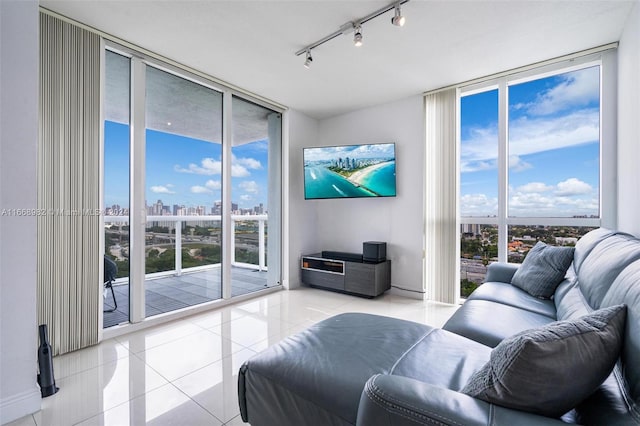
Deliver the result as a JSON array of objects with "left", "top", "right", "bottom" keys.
[{"left": 104, "top": 198, "right": 266, "bottom": 216}]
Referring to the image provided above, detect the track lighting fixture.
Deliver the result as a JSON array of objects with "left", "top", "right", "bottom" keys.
[
  {"left": 294, "top": 0, "right": 409, "bottom": 66},
  {"left": 304, "top": 50, "right": 313, "bottom": 68},
  {"left": 353, "top": 25, "right": 363, "bottom": 47},
  {"left": 391, "top": 4, "right": 405, "bottom": 27}
]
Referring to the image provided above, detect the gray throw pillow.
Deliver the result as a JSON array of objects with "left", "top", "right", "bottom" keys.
[
  {"left": 461, "top": 304, "right": 627, "bottom": 418},
  {"left": 511, "top": 241, "right": 574, "bottom": 299}
]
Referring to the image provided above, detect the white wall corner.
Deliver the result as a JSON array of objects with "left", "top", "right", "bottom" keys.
[
  {"left": 315, "top": 95, "right": 425, "bottom": 296},
  {"left": 0, "top": 386, "right": 41, "bottom": 425},
  {"left": 287, "top": 109, "right": 320, "bottom": 289}
]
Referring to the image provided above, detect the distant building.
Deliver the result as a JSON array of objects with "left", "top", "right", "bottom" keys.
[
  {"left": 512, "top": 235, "right": 536, "bottom": 242},
  {"left": 556, "top": 237, "right": 578, "bottom": 245},
  {"left": 461, "top": 223, "right": 481, "bottom": 237}
]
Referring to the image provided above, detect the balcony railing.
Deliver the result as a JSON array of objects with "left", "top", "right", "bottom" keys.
[{"left": 104, "top": 214, "right": 268, "bottom": 280}]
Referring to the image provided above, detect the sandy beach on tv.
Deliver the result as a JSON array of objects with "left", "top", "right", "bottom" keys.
[{"left": 347, "top": 160, "right": 393, "bottom": 186}]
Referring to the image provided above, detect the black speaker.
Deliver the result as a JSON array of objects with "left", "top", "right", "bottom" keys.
[{"left": 363, "top": 241, "right": 386, "bottom": 263}]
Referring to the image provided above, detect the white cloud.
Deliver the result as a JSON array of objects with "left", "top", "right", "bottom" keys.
[
  {"left": 150, "top": 185, "right": 175, "bottom": 194},
  {"left": 463, "top": 185, "right": 598, "bottom": 217},
  {"left": 175, "top": 157, "right": 254, "bottom": 178},
  {"left": 508, "top": 191, "right": 598, "bottom": 217},
  {"left": 508, "top": 155, "right": 532, "bottom": 172},
  {"left": 191, "top": 179, "right": 222, "bottom": 194},
  {"left": 506, "top": 177, "right": 598, "bottom": 217},
  {"left": 174, "top": 157, "right": 221, "bottom": 175},
  {"left": 509, "top": 109, "right": 599, "bottom": 157},
  {"left": 205, "top": 180, "right": 221, "bottom": 190},
  {"left": 461, "top": 109, "right": 599, "bottom": 172},
  {"left": 516, "top": 182, "right": 554, "bottom": 193},
  {"left": 461, "top": 68, "right": 599, "bottom": 173},
  {"left": 234, "top": 155, "right": 262, "bottom": 170},
  {"left": 231, "top": 164, "right": 250, "bottom": 177},
  {"left": 239, "top": 180, "right": 259, "bottom": 194},
  {"left": 460, "top": 125, "right": 499, "bottom": 172},
  {"left": 555, "top": 178, "right": 592, "bottom": 196},
  {"left": 190, "top": 186, "right": 211, "bottom": 194},
  {"left": 460, "top": 193, "right": 498, "bottom": 216},
  {"left": 525, "top": 66, "right": 600, "bottom": 116},
  {"left": 240, "top": 194, "right": 252, "bottom": 201},
  {"left": 509, "top": 192, "right": 556, "bottom": 210}
]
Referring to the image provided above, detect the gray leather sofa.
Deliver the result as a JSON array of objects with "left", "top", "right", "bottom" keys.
[{"left": 238, "top": 228, "right": 640, "bottom": 425}]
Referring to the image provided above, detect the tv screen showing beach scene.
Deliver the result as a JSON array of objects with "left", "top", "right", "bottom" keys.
[{"left": 303, "top": 143, "right": 396, "bottom": 199}]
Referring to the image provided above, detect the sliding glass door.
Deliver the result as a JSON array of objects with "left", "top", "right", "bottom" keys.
[
  {"left": 103, "top": 46, "right": 282, "bottom": 328},
  {"left": 144, "top": 66, "right": 224, "bottom": 317}
]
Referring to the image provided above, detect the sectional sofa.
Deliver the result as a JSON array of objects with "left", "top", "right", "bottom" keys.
[{"left": 238, "top": 228, "right": 640, "bottom": 425}]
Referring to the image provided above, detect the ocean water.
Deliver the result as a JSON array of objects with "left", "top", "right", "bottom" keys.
[
  {"left": 360, "top": 162, "right": 396, "bottom": 196},
  {"left": 304, "top": 161, "right": 396, "bottom": 199},
  {"left": 304, "top": 166, "right": 372, "bottom": 199}
]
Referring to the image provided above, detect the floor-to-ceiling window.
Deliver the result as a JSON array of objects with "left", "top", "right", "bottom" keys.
[
  {"left": 103, "top": 45, "right": 283, "bottom": 328},
  {"left": 458, "top": 51, "right": 616, "bottom": 299},
  {"left": 104, "top": 50, "right": 131, "bottom": 325},
  {"left": 230, "top": 96, "right": 282, "bottom": 295}
]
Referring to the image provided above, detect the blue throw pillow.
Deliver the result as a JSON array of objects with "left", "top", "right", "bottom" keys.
[
  {"left": 511, "top": 241, "right": 574, "bottom": 299},
  {"left": 462, "top": 304, "right": 627, "bottom": 418}
]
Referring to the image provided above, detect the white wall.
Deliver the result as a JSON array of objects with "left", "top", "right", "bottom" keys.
[
  {"left": 617, "top": 1, "right": 640, "bottom": 237},
  {"left": 286, "top": 109, "right": 320, "bottom": 288},
  {"left": 313, "top": 95, "right": 425, "bottom": 297},
  {"left": 0, "top": 0, "right": 41, "bottom": 423}
]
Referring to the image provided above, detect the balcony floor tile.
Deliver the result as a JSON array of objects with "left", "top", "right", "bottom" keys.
[{"left": 103, "top": 267, "right": 269, "bottom": 328}]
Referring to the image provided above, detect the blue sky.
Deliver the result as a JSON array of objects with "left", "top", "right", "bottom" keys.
[
  {"left": 104, "top": 122, "right": 270, "bottom": 211},
  {"left": 460, "top": 65, "right": 600, "bottom": 218},
  {"left": 304, "top": 143, "right": 395, "bottom": 163}
]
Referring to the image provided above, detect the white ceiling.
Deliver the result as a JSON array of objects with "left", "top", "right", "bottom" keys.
[{"left": 41, "top": 0, "right": 635, "bottom": 120}]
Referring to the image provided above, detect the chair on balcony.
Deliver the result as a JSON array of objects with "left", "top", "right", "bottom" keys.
[{"left": 104, "top": 256, "right": 118, "bottom": 312}]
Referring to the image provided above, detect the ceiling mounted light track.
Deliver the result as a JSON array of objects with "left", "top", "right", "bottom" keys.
[
  {"left": 295, "top": 0, "right": 409, "bottom": 67},
  {"left": 304, "top": 50, "right": 313, "bottom": 68},
  {"left": 391, "top": 4, "right": 406, "bottom": 27},
  {"left": 353, "top": 25, "right": 363, "bottom": 47}
]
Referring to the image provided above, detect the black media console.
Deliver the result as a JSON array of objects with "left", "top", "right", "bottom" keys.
[{"left": 301, "top": 252, "right": 391, "bottom": 298}]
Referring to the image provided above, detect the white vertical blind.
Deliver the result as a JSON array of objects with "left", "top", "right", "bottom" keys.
[
  {"left": 424, "top": 89, "right": 459, "bottom": 304},
  {"left": 38, "top": 13, "right": 101, "bottom": 355}
]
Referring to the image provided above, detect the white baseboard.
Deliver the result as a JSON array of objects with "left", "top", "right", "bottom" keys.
[
  {"left": 0, "top": 385, "right": 40, "bottom": 425},
  {"left": 389, "top": 286, "right": 425, "bottom": 300}
]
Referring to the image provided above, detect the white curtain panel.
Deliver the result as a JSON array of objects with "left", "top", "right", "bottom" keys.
[
  {"left": 38, "top": 13, "right": 101, "bottom": 355},
  {"left": 424, "top": 89, "right": 459, "bottom": 304}
]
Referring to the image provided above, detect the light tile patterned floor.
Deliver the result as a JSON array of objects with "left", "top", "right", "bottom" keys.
[{"left": 10, "top": 287, "right": 459, "bottom": 426}]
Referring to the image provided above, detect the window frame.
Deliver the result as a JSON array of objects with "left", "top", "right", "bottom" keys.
[
  {"left": 102, "top": 40, "right": 285, "bottom": 329},
  {"left": 458, "top": 50, "right": 617, "bottom": 265}
]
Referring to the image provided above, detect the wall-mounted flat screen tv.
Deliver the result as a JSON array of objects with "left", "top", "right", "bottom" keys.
[{"left": 303, "top": 143, "right": 396, "bottom": 200}]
